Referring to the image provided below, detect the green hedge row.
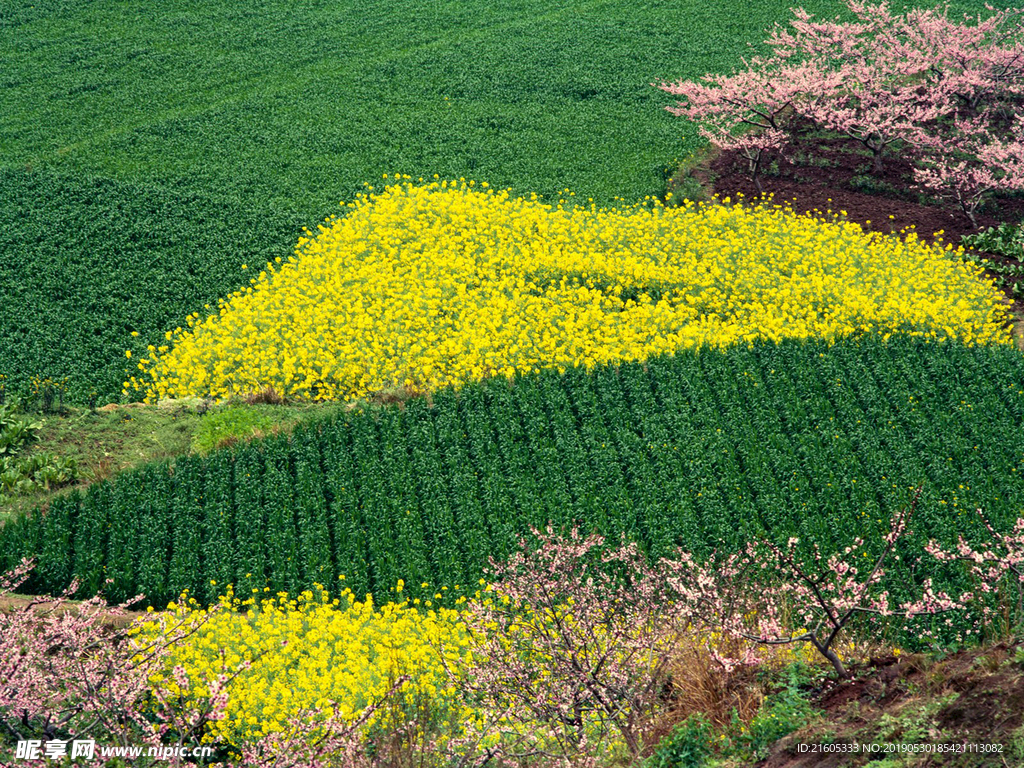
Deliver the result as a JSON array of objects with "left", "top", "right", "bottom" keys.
[{"left": 2, "top": 336, "right": 1023, "bottom": 611}]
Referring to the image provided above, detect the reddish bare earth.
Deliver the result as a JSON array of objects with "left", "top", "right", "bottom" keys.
[{"left": 759, "top": 641, "right": 1024, "bottom": 767}]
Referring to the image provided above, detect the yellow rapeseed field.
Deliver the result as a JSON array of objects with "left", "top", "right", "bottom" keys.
[
  {"left": 140, "top": 584, "right": 477, "bottom": 747},
  {"left": 127, "top": 177, "right": 1012, "bottom": 402}
]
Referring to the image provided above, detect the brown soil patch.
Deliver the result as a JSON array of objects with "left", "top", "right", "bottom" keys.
[{"left": 759, "top": 641, "right": 1024, "bottom": 767}]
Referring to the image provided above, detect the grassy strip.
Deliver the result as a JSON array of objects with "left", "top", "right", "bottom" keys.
[{"left": 0, "top": 398, "right": 348, "bottom": 522}]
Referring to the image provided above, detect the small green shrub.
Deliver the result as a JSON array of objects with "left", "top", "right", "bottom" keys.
[
  {"left": 665, "top": 176, "right": 708, "bottom": 205},
  {"left": 0, "top": 406, "right": 41, "bottom": 456},
  {"left": 647, "top": 715, "right": 714, "bottom": 768},
  {"left": 0, "top": 453, "right": 78, "bottom": 495},
  {"left": 962, "top": 222, "right": 1024, "bottom": 259},
  {"left": 733, "top": 664, "right": 819, "bottom": 760},
  {"left": 1014, "top": 646, "right": 1024, "bottom": 669},
  {"left": 191, "top": 406, "right": 277, "bottom": 455},
  {"left": 647, "top": 665, "right": 818, "bottom": 768},
  {"left": 1010, "top": 722, "right": 1024, "bottom": 762},
  {"left": 871, "top": 692, "right": 957, "bottom": 745},
  {"left": 961, "top": 223, "right": 1024, "bottom": 298}
]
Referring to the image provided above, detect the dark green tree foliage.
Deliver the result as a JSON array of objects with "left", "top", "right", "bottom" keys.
[{"left": 3, "top": 337, "right": 1024, "bottom": 610}]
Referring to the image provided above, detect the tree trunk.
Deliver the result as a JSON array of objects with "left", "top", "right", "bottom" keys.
[
  {"left": 871, "top": 148, "right": 884, "bottom": 176},
  {"left": 822, "top": 645, "right": 848, "bottom": 678},
  {"left": 811, "top": 636, "right": 849, "bottom": 678},
  {"left": 960, "top": 200, "right": 978, "bottom": 230},
  {"left": 750, "top": 149, "right": 764, "bottom": 194}
]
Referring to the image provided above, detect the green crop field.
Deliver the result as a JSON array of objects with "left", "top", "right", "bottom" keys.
[
  {"left": 4, "top": 337, "right": 1022, "bottom": 616},
  {"left": 1, "top": 0, "right": 1004, "bottom": 403}
]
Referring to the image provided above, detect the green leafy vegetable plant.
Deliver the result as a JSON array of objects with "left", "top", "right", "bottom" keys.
[
  {"left": 0, "top": 402, "right": 77, "bottom": 497},
  {"left": 962, "top": 222, "right": 1024, "bottom": 259},
  {"left": 647, "top": 715, "right": 715, "bottom": 768}
]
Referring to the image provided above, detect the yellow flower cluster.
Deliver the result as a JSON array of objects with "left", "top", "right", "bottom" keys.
[
  {"left": 128, "top": 177, "right": 1012, "bottom": 402},
  {"left": 139, "top": 585, "right": 476, "bottom": 746}
]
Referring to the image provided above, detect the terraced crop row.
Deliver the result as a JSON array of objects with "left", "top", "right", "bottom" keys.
[{"left": 3, "top": 336, "right": 1023, "bottom": 609}]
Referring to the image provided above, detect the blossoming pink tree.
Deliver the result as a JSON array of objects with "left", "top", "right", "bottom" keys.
[
  {"left": 659, "top": 511, "right": 944, "bottom": 679},
  {"left": 655, "top": 0, "right": 1024, "bottom": 218},
  {"left": 659, "top": 488, "right": 1024, "bottom": 679},
  {"left": 913, "top": 118, "right": 1024, "bottom": 227},
  {"left": 450, "top": 526, "right": 675, "bottom": 763},
  {"left": 237, "top": 682, "right": 408, "bottom": 768},
  {"left": 926, "top": 507, "right": 1024, "bottom": 636},
  {"left": 900, "top": 4, "right": 1024, "bottom": 112},
  {"left": 773, "top": 1, "right": 1024, "bottom": 181},
  {"left": 656, "top": 60, "right": 842, "bottom": 191},
  {"left": 766, "top": 1, "right": 952, "bottom": 175},
  {"left": 0, "top": 561, "right": 403, "bottom": 767},
  {"left": 0, "top": 561, "right": 241, "bottom": 763}
]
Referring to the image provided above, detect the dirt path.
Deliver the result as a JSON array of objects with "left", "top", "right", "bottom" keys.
[{"left": 0, "top": 592, "right": 146, "bottom": 629}]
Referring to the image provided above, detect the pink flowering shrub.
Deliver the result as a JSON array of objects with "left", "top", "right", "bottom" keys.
[
  {"left": 437, "top": 503, "right": 1024, "bottom": 768},
  {"left": 655, "top": 1, "right": 1024, "bottom": 225},
  {"left": 446, "top": 527, "right": 676, "bottom": 764},
  {"left": 901, "top": 4, "right": 1024, "bottom": 112}
]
